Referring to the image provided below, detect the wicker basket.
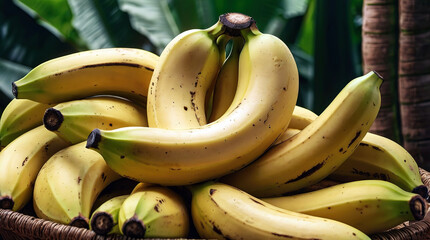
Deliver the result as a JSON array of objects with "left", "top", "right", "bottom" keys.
[{"left": 2, "top": 169, "right": 430, "bottom": 240}]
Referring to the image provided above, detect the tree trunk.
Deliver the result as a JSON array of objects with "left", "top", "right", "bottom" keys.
[
  {"left": 362, "top": 0, "right": 400, "bottom": 142},
  {"left": 398, "top": 0, "right": 430, "bottom": 169}
]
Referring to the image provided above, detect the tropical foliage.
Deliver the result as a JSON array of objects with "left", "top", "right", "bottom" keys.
[{"left": 0, "top": 0, "right": 363, "bottom": 114}]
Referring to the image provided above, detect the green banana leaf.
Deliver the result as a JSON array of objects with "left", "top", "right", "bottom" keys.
[
  {"left": 68, "top": 0, "right": 153, "bottom": 51},
  {"left": 14, "top": 0, "right": 83, "bottom": 49}
]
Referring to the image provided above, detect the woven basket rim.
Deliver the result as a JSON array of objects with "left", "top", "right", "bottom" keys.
[{"left": 1, "top": 169, "right": 430, "bottom": 240}]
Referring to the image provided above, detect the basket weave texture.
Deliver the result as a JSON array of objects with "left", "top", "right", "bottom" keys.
[{"left": 2, "top": 169, "right": 430, "bottom": 240}]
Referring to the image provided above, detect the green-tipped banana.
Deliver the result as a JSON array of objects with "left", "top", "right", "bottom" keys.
[
  {"left": 0, "top": 98, "right": 51, "bottom": 147},
  {"left": 208, "top": 37, "right": 243, "bottom": 122},
  {"left": 33, "top": 142, "right": 121, "bottom": 228},
  {"left": 85, "top": 17, "right": 298, "bottom": 185},
  {"left": 43, "top": 96, "right": 148, "bottom": 144},
  {"left": 0, "top": 126, "right": 70, "bottom": 211},
  {"left": 90, "top": 195, "right": 129, "bottom": 235},
  {"left": 12, "top": 48, "right": 158, "bottom": 104},
  {"left": 261, "top": 180, "right": 428, "bottom": 234},
  {"left": 221, "top": 71, "right": 383, "bottom": 197},
  {"left": 329, "top": 132, "right": 427, "bottom": 198},
  {"left": 190, "top": 181, "right": 370, "bottom": 240},
  {"left": 147, "top": 18, "right": 226, "bottom": 129},
  {"left": 118, "top": 183, "right": 190, "bottom": 238}
]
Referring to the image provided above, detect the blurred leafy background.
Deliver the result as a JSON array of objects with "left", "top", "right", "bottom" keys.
[{"left": 0, "top": 0, "right": 364, "bottom": 115}]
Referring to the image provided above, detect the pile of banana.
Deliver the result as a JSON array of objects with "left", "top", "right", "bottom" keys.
[{"left": 0, "top": 13, "right": 428, "bottom": 240}]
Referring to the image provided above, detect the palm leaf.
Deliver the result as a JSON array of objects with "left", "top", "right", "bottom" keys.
[
  {"left": 14, "top": 0, "right": 83, "bottom": 48},
  {"left": 118, "top": 0, "right": 180, "bottom": 53},
  {"left": 68, "top": 0, "right": 151, "bottom": 50}
]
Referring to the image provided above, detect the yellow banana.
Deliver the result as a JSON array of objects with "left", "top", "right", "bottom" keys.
[
  {"left": 189, "top": 181, "right": 370, "bottom": 240},
  {"left": 221, "top": 71, "right": 383, "bottom": 197},
  {"left": 90, "top": 194, "right": 129, "bottom": 235},
  {"left": 85, "top": 20, "right": 299, "bottom": 185},
  {"left": 118, "top": 183, "right": 190, "bottom": 238},
  {"left": 12, "top": 48, "right": 158, "bottom": 104},
  {"left": 208, "top": 37, "right": 243, "bottom": 122},
  {"left": 33, "top": 142, "right": 121, "bottom": 228},
  {"left": 287, "top": 105, "right": 318, "bottom": 130},
  {"left": 0, "top": 98, "right": 51, "bottom": 147},
  {"left": 329, "top": 132, "right": 427, "bottom": 198},
  {"left": 43, "top": 96, "right": 148, "bottom": 144},
  {"left": 0, "top": 126, "right": 70, "bottom": 211},
  {"left": 261, "top": 180, "right": 428, "bottom": 234},
  {"left": 146, "top": 20, "right": 225, "bottom": 129}
]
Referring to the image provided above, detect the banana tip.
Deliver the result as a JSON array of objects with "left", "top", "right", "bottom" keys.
[
  {"left": 412, "top": 185, "right": 429, "bottom": 200},
  {"left": 220, "top": 12, "right": 255, "bottom": 36},
  {"left": 410, "top": 195, "right": 428, "bottom": 221},
  {"left": 122, "top": 215, "right": 146, "bottom": 238},
  {"left": 43, "top": 108, "right": 64, "bottom": 131},
  {"left": 70, "top": 214, "right": 89, "bottom": 229},
  {"left": 0, "top": 196, "right": 14, "bottom": 210},
  {"left": 86, "top": 129, "right": 101, "bottom": 149},
  {"left": 11, "top": 82, "right": 17, "bottom": 98},
  {"left": 90, "top": 212, "right": 114, "bottom": 235}
]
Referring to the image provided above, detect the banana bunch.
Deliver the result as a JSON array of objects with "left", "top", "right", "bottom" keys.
[{"left": 0, "top": 12, "right": 428, "bottom": 239}]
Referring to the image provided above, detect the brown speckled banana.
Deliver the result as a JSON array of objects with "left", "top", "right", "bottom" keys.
[
  {"left": 12, "top": 48, "right": 158, "bottom": 105},
  {"left": 189, "top": 181, "right": 370, "bottom": 240},
  {"left": 221, "top": 71, "right": 383, "bottom": 197},
  {"left": 85, "top": 20, "right": 299, "bottom": 186}
]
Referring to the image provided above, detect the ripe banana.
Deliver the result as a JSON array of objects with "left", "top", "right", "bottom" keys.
[
  {"left": 146, "top": 19, "right": 225, "bottom": 129},
  {"left": 118, "top": 183, "right": 189, "bottom": 238},
  {"left": 329, "top": 132, "right": 427, "bottom": 198},
  {"left": 0, "top": 98, "right": 51, "bottom": 147},
  {"left": 0, "top": 126, "right": 70, "bottom": 211},
  {"left": 221, "top": 71, "right": 383, "bottom": 197},
  {"left": 208, "top": 37, "right": 243, "bottom": 122},
  {"left": 12, "top": 48, "right": 158, "bottom": 105},
  {"left": 33, "top": 142, "right": 121, "bottom": 228},
  {"left": 261, "top": 180, "right": 428, "bottom": 234},
  {"left": 189, "top": 181, "right": 370, "bottom": 240},
  {"left": 43, "top": 96, "right": 148, "bottom": 144},
  {"left": 90, "top": 194, "right": 129, "bottom": 235},
  {"left": 288, "top": 105, "right": 318, "bottom": 130},
  {"left": 85, "top": 20, "right": 299, "bottom": 185}
]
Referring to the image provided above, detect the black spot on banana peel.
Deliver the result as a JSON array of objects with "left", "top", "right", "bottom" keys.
[
  {"left": 90, "top": 211, "right": 114, "bottom": 235},
  {"left": 348, "top": 130, "right": 362, "bottom": 148},
  {"left": 43, "top": 108, "right": 64, "bottom": 131},
  {"left": 0, "top": 196, "right": 14, "bottom": 209},
  {"left": 285, "top": 161, "right": 325, "bottom": 184}
]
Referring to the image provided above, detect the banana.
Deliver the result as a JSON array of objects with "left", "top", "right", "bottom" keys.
[
  {"left": 43, "top": 96, "right": 148, "bottom": 144},
  {"left": 90, "top": 194, "right": 129, "bottom": 235},
  {"left": 12, "top": 48, "right": 158, "bottom": 105},
  {"left": 261, "top": 180, "right": 428, "bottom": 235},
  {"left": 287, "top": 105, "right": 318, "bottom": 130},
  {"left": 146, "top": 19, "right": 225, "bottom": 129},
  {"left": 117, "top": 183, "right": 190, "bottom": 238},
  {"left": 221, "top": 71, "right": 383, "bottom": 197},
  {"left": 189, "top": 181, "right": 370, "bottom": 240},
  {"left": 208, "top": 37, "right": 243, "bottom": 122},
  {"left": 0, "top": 126, "right": 70, "bottom": 211},
  {"left": 329, "top": 132, "right": 427, "bottom": 198},
  {"left": 85, "top": 18, "right": 299, "bottom": 185},
  {"left": 0, "top": 98, "right": 51, "bottom": 147},
  {"left": 33, "top": 142, "right": 121, "bottom": 228}
]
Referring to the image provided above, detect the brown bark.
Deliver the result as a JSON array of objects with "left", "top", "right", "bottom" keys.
[
  {"left": 398, "top": 0, "right": 430, "bottom": 170},
  {"left": 362, "top": 0, "right": 400, "bottom": 142}
]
